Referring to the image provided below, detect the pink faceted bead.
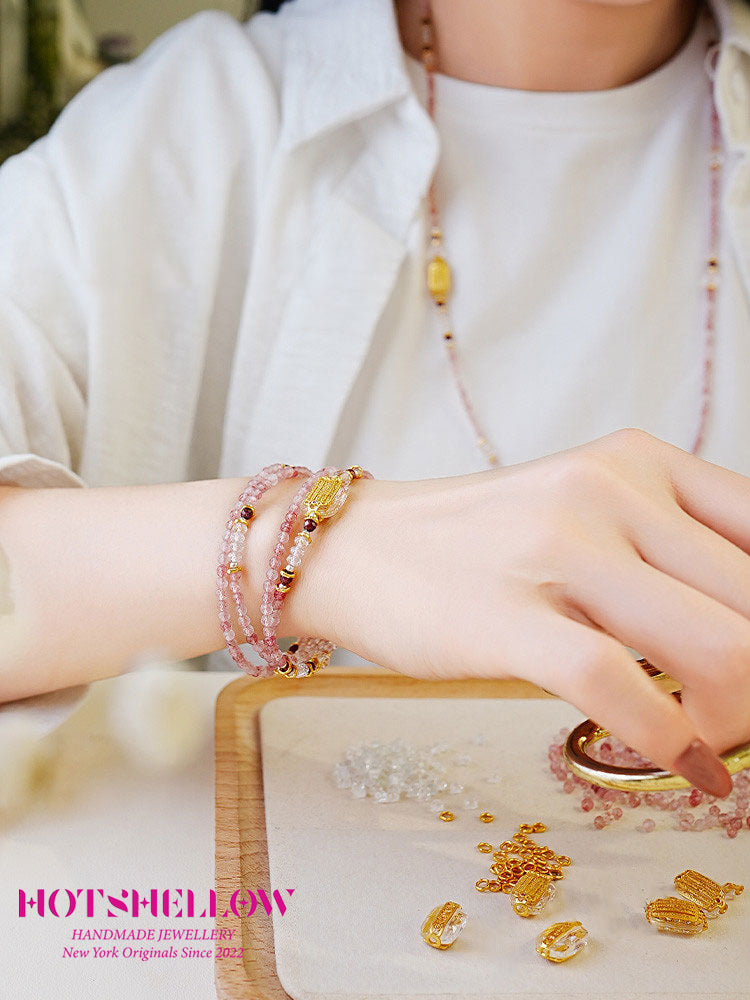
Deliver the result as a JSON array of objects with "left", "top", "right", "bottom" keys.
[
  {"left": 581, "top": 797, "right": 594, "bottom": 812},
  {"left": 639, "top": 818, "right": 656, "bottom": 833}
]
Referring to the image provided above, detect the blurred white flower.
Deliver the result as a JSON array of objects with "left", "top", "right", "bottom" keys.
[
  {"left": 0, "top": 715, "right": 51, "bottom": 814},
  {"left": 107, "top": 651, "right": 209, "bottom": 771}
]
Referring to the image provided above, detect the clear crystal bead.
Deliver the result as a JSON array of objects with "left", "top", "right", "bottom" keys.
[{"left": 440, "top": 908, "right": 467, "bottom": 945}]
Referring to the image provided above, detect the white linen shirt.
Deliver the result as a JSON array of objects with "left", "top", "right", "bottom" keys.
[{"left": 2, "top": 0, "right": 750, "bottom": 721}]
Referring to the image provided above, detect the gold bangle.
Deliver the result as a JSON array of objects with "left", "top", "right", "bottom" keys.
[{"left": 563, "top": 659, "right": 750, "bottom": 790}]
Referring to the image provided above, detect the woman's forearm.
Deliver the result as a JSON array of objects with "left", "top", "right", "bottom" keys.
[{"left": 0, "top": 476, "right": 307, "bottom": 701}]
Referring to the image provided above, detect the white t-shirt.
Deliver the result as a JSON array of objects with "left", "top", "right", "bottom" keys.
[{"left": 328, "top": 6, "right": 750, "bottom": 482}]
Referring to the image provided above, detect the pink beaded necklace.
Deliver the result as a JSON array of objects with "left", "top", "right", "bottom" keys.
[{"left": 417, "top": 1, "right": 722, "bottom": 470}]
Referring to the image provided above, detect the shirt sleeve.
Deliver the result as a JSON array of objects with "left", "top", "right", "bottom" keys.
[
  {"left": 0, "top": 9, "right": 279, "bottom": 728},
  {"left": 0, "top": 149, "right": 88, "bottom": 490},
  {"left": 0, "top": 149, "right": 90, "bottom": 724}
]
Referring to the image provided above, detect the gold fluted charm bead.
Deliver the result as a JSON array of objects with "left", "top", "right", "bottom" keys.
[
  {"left": 511, "top": 873, "right": 556, "bottom": 918},
  {"left": 536, "top": 921, "right": 588, "bottom": 962},
  {"left": 427, "top": 254, "right": 452, "bottom": 305},
  {"left": 644, "top": 897, "right": 708, "bottom": 935},
  {"left": 421, "top": 901, "right": 468, "bottom": 950},
  {"left": 674, "top": 870, "right": 728, "bottom": 919}
]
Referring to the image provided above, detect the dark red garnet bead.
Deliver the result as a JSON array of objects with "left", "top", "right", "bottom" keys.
[
  {"left": 303, "top": 518, "right": 317, "bottom": 532},
  {"left": 240, "top": 505, "right": 254, "bottom": 520}
]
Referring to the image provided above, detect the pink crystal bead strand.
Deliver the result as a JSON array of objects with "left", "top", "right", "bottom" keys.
[
  {"left": 547, "top": 728, "right": 750, "bottom": 837},
  {"left": 691, "top": 50, "right": 723, "bottom": 455},
  {"left": 216, "top": 462, "right": 312, "bottom": 677},
  {"left": 225, "top": 468, "right": 312, "bottom": 679}
]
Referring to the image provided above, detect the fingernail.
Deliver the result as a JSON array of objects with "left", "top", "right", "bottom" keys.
[{"left": 673, "top": 738, "right": 733, "bottom": 798}]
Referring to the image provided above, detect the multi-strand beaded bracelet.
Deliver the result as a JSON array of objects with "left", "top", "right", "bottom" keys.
[{"left": 215, "top": 462, "right": 372, "bottom": 679}]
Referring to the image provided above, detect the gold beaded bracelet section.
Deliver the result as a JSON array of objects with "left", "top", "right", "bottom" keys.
[{"left": 269, "top": 465, "right": 373, "bottom": 680}]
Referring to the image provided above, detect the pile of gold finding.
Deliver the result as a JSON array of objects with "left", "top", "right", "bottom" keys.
[{"left": 475, "top": 821, "right": 571, "bottom": 896}]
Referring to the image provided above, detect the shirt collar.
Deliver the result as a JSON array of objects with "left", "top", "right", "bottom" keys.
[
  {"left": 709, "top": 0, "right": 750, "bottom": 53},
  {"left": 271, "top": 0, "right": 424, "bottom": 153}
]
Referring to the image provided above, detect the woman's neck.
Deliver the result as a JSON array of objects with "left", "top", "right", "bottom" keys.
[{"left": 395, "top": 0, "right": 704, "bottom": 92}]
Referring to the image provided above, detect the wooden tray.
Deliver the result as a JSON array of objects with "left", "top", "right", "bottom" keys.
[{"left": 213, "top": 666, "right": 549, "bottom": 1000}]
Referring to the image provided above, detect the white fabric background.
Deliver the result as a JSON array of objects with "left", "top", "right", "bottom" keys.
[{"left": 261, "top": 695, "right": 750, "bottom": 999}]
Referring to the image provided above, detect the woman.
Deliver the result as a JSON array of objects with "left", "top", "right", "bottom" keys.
[{"left": 0, "top": 0, "right": 749, "bottom": 797}]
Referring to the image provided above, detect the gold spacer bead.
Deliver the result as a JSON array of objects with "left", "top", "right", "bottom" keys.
[
  {"left": 439, "top": 810, "right": 455, "bottom": 822},
  {"left": 227, "top": 563, "right": 244, "bottom": 574},
  {"left": 274, "top": 657, "right": 295, "bottom": 677},
  {"left": 479, "top": 812, "right": 495, "bottom": 823},
  {"left": 427, "top": 254, "right": 452, "bottom": 304},
  {"left": 477, "top": 842, "right": 494, "bottom": 853}
]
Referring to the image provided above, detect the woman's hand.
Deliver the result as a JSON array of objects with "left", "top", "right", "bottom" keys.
[{"left": 297, "top": 428, "right": 750, "bottom": 796}]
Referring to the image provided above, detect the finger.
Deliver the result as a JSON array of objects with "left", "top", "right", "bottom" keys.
[
  {"left": 609, "top": 429, "right": 750, "bottom": 554},
  {"left": 528, "top": 613, "right": 733, "bottom": 797},
  {"left": 563, "top": 543, "right": 750, "bottom": 752},
  {"left": 627, "top": 499, "right": 750, "bottom": 625}
]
